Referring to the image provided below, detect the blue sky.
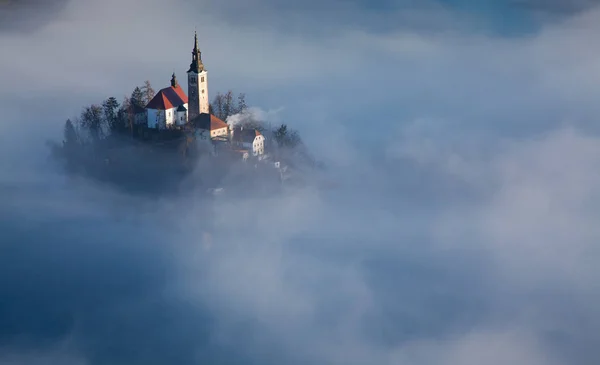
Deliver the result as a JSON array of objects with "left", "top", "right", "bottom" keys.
[{"left": 2, "top": 1, "right": 600, "bottom": 364}]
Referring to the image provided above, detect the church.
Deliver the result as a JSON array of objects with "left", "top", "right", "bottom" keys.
[{"left": 142, "top": 32, "right": 228, "bottom": 138}]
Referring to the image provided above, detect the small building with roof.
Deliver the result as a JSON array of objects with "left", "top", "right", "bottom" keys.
[
  {"left": 231, "top": 126, "right": 265, "bottom": 156},
  {"left": 146, "top": 73, "right": 189, "bottom": 129},
  {"left": 189, "top": 113, "right": 229, "bottom": 139}
]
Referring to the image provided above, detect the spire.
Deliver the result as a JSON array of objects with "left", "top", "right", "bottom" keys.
[
  {"left": 171, "top": 72, "right": 178, "bottom": 87},
  {"left": 188, "top": 30, "right": 204, "bottom": 73}
]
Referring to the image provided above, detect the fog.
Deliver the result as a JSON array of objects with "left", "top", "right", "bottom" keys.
[{"left": 2, "top": 0, "right": 600, "bottom": 364}]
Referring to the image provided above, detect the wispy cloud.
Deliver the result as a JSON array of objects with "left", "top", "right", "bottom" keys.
[{"left": 2, "top": 1, "right": 600, "bottom": 364}]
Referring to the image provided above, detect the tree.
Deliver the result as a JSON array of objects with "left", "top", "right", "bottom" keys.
[
  {"left": 223, "top": 90, "right": 234, "bottom": 119},
  {"left": 119, "top": 95, "right": 134, "bottom": 137},
  {"left": 273, "top": 124, "right": 288, "bottom": 147},
  {"left": 63, "top": 119, "right": 79, "bottom": 150},
  {"left": 81, "top": 104, "right": 104, "bottom": 141},
  {"left": 130, "top": 87, "right": 145, "bottom": 109},
  {"left": 211, "top": 92, "right": 224, "bottom": 120},
  {"left": 273, "top": 124, "right": 301, "bottom": 149},
  {"left": 210, "top": 91, "right": 247, "bottom": 120},
  {"left": 236, "top": 93, "right": 247, "bottom": 114},
  {"left": 102, "top": 97, "right": 120, "bottom": 132},
  {"left": 59, "top": 119, "right": 82, "bottom": 171},
  {"left": 141, "top": 80, "right": 155, "bottom": 105}
]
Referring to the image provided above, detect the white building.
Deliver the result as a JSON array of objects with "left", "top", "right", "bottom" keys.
[
  {"left": 145, "top": 31, "right": 209, "bottom": 129},
  {"left": 145, "top": 73, "right": 188, "bottom": 129},
  {"left": 231, "top": 126, "right": 265, "bottom": 156},
  {"left": 187, "top": 31, "right": 209, "bottom": 121},
  {"left": 189, "top": 113, "right": 229, "bottom": 139}
]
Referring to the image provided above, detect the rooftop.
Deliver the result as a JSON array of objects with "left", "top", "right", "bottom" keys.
[{"left": 146, "top": 85, "right": 188, "bottom": 110}]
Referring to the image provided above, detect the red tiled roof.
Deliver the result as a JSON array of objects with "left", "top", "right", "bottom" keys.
[
  {"left": 146, "top": 85, "right": 188, "bottom": 110},
  {"left": 210, "top": 115, "right": 228, "bottom": 130},
  {"left": 190, "top": 113, "right": 229, "bottom": 131}
]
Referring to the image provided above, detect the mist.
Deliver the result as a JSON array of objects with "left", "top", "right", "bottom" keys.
[{"left": 2, "top": 0, "right": 600, "bottom": 364}]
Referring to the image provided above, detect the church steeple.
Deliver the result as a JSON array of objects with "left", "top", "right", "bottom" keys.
[
  {"left": 188, "top": 31, "right": 204, "bottom": 73},
  {"left": 171, "top": 72, "right": 178, "bottom": 87},
  {"left": 187, "top": 31, "right": 209, "bottom": 119}
]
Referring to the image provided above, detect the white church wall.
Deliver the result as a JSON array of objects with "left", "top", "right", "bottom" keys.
[
  {"left": 176, "top": 111, "right": 187, "bottom": 126},
  {"left": 165, "top": 107, "right": 176, "bottom": 127},
  {"left": 198, "top": 71, "right": 209, "bottom": 114},
  {"left": 148, "top": 109, "right": 177, "bottom": 129}
]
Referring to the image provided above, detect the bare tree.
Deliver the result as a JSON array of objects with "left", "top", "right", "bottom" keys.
[
  {"left": 141, "top": 80, "right": 155, "bottom": 105},
  {"left": 210, "top": 90, "right": 248, "bottom": 120},
  {"left": 223, "top": 90, "right": 234, "bottom": 119},
  {"left": 116, "top": 96, "right": 134, "bottom": 138},
  {"left": 211, "top": 92, "right": 225, "bottom": 119}
]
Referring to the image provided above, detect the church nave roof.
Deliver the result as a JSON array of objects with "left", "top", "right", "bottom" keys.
[{"left": 146, "top": 84, "right": 188, "bottom": 110}]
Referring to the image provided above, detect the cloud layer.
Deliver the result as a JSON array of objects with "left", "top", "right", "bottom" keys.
[{"left": 2, "top": 0, "right": 600, "bottom": 364}]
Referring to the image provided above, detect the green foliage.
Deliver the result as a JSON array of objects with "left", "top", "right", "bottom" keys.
[
  {"left": 130, "top": 87, "right": 145, "bottom": 109},
  {"left": 237, "top": 93, "right": 247, "bottom": 111},
  {"left": 63, "top": 119, "right": 79, "bottom": 148},
  {"left": 55, "top": 82, "right": 314, "bottom": 195},
  {"left": 273, "top": 123, "right": 301, "bottom": 149},
  {"left": 59, "top": 119, "right": 83, "bottom": 172},
  {"left": 102, "top": 97, "right": 120, "bottom": 132},
  {"left": 80, "top": 104, "right": 104, "bottom": 141}
]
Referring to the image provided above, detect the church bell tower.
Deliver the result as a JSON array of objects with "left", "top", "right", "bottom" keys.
[{"left": 187, "top": 31, "right": 209, "bottom": 120}]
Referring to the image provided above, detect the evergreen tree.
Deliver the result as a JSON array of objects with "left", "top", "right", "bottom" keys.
[
  {"left": 81, "top": 104, "right": 104, "bottom": 141},
  {"left": 236, "top": 92, "right": 247, "bottom": 114},
  {"left": 63, "top": 119, "right": 79, "bottom": 149},
  {"left": 61, "top": 119, "right": 81, "bottom": 171},
  {"left": 273, "top": 124, "right": 301, "bottom": 148},
  {"left": 274, "top": 124, "right": 288, "bottom": 146},
  {"left": 102, "top": 97, "right": 120, "bottom": 132},
  {"left": 130, "top": 87, "right": 145, "bottom": 109}
]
